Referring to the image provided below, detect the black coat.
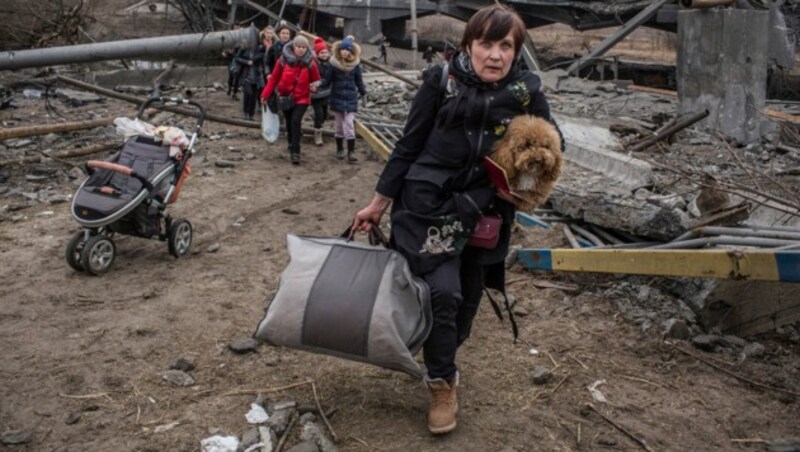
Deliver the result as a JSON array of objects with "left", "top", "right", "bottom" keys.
[
  {"left": 375, "top": 51, "right": 558, "bottom": 278},
  {"left": 235, "top": 45, "right": 266, "bottom": 87}
]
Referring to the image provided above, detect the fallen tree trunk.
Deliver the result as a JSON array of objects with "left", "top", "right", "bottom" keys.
[
  {"left": 0, "top": 118, "right": 113, "bottom": 140},
  {"left": 0, "top": 142, "right": 118, "bottom": 168}
]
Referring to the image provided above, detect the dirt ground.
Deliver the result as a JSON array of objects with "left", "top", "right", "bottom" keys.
[{"left": 0, "top": 78, "right": 799, "bottom": 452}]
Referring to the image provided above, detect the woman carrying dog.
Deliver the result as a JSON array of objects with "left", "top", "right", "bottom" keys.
[
  {"left": 260, "top": 35, "right": 320, "bottom": 165},
  {"left": 352, "top": 5, "right": 562, "bottom": 435}
]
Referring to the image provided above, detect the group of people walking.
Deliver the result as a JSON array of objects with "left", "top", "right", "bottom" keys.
[{"left": 224, "top": 23, "right": 367, "bottom": 166}]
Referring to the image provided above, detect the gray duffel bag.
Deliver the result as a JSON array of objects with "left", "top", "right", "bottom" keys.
[{"left": 254, "top": 228, "right": 432, "bottom": 377}]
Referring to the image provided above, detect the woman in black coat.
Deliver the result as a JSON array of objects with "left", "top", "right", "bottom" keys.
[
  {"left": 352, "top": 5, "right": 560, "bottom": 435},
  {"left": 235, "top": 41, "right": 266, "bottom": 121}
]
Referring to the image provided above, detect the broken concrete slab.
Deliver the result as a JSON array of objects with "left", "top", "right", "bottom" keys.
[{"left": 554, "top": 114, "right": 654, "bottom": 190}]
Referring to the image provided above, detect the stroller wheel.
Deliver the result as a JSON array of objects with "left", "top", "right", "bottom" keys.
[
  {"left": 168, "top": 219, "right": 192, "bottom": 258},
  {"left": 65, "top": 231, "right": 87, "bottom": 271},
  {"left": 81, "top": 235, "right": 116, "bottom": 275}
]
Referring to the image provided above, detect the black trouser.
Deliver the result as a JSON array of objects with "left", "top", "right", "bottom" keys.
[
  {"left": 227, "top": 71, "right": 239, "bottom": 95},
  {"left": 284, "top": 104, "right": 308, "bottom": 154},
  {"left": 421, "top": 247, "right": 484, "bottom": 380},
  {"left": 241, "top": 82, "right": 259, "bottom": 118},
  {"left": 312, "top": 98, "right": 328, "bottom": 129}
]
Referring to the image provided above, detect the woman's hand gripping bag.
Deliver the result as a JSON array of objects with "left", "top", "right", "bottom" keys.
[{"left": 254, "top": 233, "right": 432, "bottom": 378}]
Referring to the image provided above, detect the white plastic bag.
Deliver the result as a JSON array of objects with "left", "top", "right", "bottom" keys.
[
  {"left": 261, "top": 106, "right": 280, "bottom": 143},
  {"left": 114, "top": 117, "right": 156, "bottom": 139}
]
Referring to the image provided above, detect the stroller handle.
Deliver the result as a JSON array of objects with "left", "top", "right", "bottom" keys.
[
  {"left": 136, "top": 96, "right": 207, "bottom": 129},
  {"left": 86, "top": 160, "right": 155, "bottom": 192}
]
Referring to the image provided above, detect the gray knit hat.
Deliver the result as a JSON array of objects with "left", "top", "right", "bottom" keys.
[{"left": 293, "top": 35, "right": 309, "bottom": 48}]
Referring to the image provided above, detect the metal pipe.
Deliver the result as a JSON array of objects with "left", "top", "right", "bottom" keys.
[
  {"left": 562, "top": 224, "right": 581, "bottom": 249},
  {"left": 0, "top": 26, "right": 258, "bottom": 71},
  {"left": 741, "top": 223, "right": 800, "bottom": 233},
  {"left": 680, "top": 0, "right": 734, "bottom": 9},
  {"left": 587, "top": 224, "right": 624, "bottom": 245},
  {"left": 651, "top": 236, "right": 800, "bottom": 249},
  {"left": 569, "top": 224, "right": 605, "bottom": 247},
  {"left": 696, "top": 226, "right": 800, "bottom": 241}
]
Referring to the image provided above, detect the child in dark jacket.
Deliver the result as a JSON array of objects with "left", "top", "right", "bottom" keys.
[
  {"left": 311, "top": 37, "right": 333, "bottom": 147},
  {"left": 315, "top": 37, "right": 366, "bottom": 162}
]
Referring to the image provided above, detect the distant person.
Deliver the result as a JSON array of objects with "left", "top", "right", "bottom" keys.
[
  {"left": 315, "top": 37, "right": 366, "bottom": 162},
  {"left": 260, "top": 35, "right": 321, "bottom": 165},
  {"left": 312, "top": 37, "right": 333, "bottom": 147},
  {"left": 223, "top": 24, "right": 243, "bottom": 100},
  {"left": 378, "top": 33, "right": 389, "bottom": 64},
  {"left": 265, "top": 23, "right": 293, "bottom": 76},
  {"left": 260, "top": 26, "right": 275, "bottom": 75},
  {"left": 423, "top": 45, "right": 434, "bottom": 69},
  {"left": 443, "top": 46, "right": 455, "bottom": 62},
  {"left": 235, "top": 35, "right": 266, "bottom": 121}
]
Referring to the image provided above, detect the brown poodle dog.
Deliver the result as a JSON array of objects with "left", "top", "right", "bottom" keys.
[{"left": 489, "top": 115, "right": 563, "bottom": 212}]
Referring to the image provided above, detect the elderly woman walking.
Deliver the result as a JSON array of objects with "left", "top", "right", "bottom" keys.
[
  {"left": 352, "top": 5, "right": 561, "bottom": 434},
  {"left": 260, "top": 35, "right": 320, "bottom": 165},
  {"left": 316, "top": 37, "right": 366, "bottom": 162}
]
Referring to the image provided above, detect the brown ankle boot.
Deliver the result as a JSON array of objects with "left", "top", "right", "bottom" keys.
[{"left": 425, "top": 373, "right": 458, "bottom": 434}]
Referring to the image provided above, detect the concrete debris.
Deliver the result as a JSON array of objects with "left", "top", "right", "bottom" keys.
[
  {"left": 266, "top": 405, "right": 295, "bottom": 436},
  {"left": 742, "top": 342, "right": 766, "bottom": 359},
  {"left": 228, "top": 336, "right": 259, "bottom": 354},
  {"left": 56, "top": 88, "right": 104, "bottom": 107},
  {"left": 162, "top": 369, "right": 195, "bottom": 387},
  {"left": 64, "top": 412, "right": 82, "bottom": 425},
  {"left": 1, "top": 430, "right": 32, "bottom": 445},
  {"left": 602, "top": 282, "right": 697, "bottom": 332},
  {"left": 662, "top": 318, "right": 692, "bottom": 340},
  {"left": 245, "top": 403, "right": 270, "bottom": 424},
  {"left": 531, "top": 366, "right": 553, "bottom": 385},
  {"left": 286, "top": 442, "right": 320, "bottom": 452},
  {"left": 258, "top": 426, "right": 277, "bottom": 452},
  {"left": 169, "top": 356, "right": 196, "bottom": 372},
  {"left": 587, "top": 380, "right": 608, "bottom": 403},
  {"left": 201, "top": 435, "right": 239, "bottom": 452},
  {"left": 240, "top": 428, "right": 261, "bottom": 450},
  {"left": 299, "top": 413, "right": 338, "bottom": 452},
  {"left": 691, "top": 334, "right": 720, "bottom": 352}
]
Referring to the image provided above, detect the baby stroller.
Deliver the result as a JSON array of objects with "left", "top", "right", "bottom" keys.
[{"left": 66, "top": 96, "right": 205, "bottom": 275}]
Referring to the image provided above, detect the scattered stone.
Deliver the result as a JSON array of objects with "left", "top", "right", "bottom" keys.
[
  {"left": 233, "top": 216, "right": 246, "bottom": 227},
  {"left": 282, "top": 208, "right": 300, "bottom": 215},
  {"left": 228, "top": 336, "right": 259, "bottom": 354},
  {"left": 200, "top": 435, "right": 239, "bottom": 452},
  {"left": 286, "top": 441, "right": 320, "bottom": 452},
  {"left": 0, "top": 170, "right": 9, "bottom": 183},
  {"left": 512, "top": 305, "right": 529, "bottom": 317},
  {"left": 266, "top": 406, "right": 294, "bottom": 435},
  {"left": 662, "top": 318, "right": 692, "bottom": 340},
  {"left": 169, "top": 356, "right": 196, "bottom": 372},
  {"left": 720, "top": 335, "right": 747, "bottom": 348},
  {"left": 162, "top": 369, "right": 195, "bottom": 387},
  {"left": 531, "top": 366, "right": 553, "bottom": 385},
  {"left": 245, "top": 153, "right": 256, "bottom": 160},
  {"left": 597, "top": 435, "right": 618, "bottom": 446},
  {"left": 240, "top": 427, "right": 260, "bottom": 450},
  {"left": 201, "top": 169, "right": 216, "bottom": 177},
  {"left": 1, "top": 430, "right": 32, "bottom": 445},
  {"left": 65, "top": 412, "right": 81, "bottom": 425},
  {"left": 207, "top": 243, "right": 221, "bottom": 253},
  {"left": 215, "top": 159, "right": 236, "bottom": 168},
  {"left": 262, "top": 245, "right": 272, "bottom": 252},
  {"left": 56, "top": 88, "right": 104, "bottom": 107},
  {"left": 35, "top": 210, "right": 55, "bottom": 217},
  {"left": 209, "top": 134, "right": 222, "bottom": 141},
  {"left": 742, "top": 342, "right": 765, "bottom": 359},
  {"left": 213, "top": 82, "right": 225, "bottom": 90},
  {"left": 299, "top": 414, "right": 336, "bottom": 452},
  {"left": 272, "top": 400, "right": 297, "bottom": 412},
  {"left": 245, "top": 403, "right": 270, "bottom": 424},
  {"left": 25, "top": 173, "right": 50, "bottom": 182},
  {"left": 264, "top": 355, "right": 279, "bottom": 367},
  {"left": 47, "top": 194, "right": 70, "bottom": 204},
  {"left": 259, "top": 426, "right": 278, "bottom": 452},
  {"left": 691, "top": 334, "right": 719, "bottom": 352}
]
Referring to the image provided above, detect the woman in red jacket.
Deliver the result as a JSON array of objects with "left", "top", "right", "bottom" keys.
[{"left": 261, "top": 35, "right": 321, "bottom": 165}]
